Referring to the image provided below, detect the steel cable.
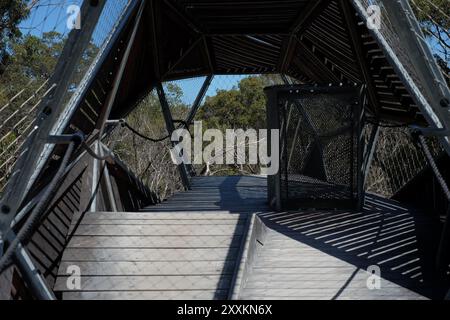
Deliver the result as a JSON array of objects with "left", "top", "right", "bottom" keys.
[{"left": 417, "top": 134, "right": 450, "bottom": 201}]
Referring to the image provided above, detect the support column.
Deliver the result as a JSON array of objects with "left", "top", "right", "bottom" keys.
[
  {"left": 156, "top": 83, "right": 191, "bottom": 190},
  {"left": 363, "top": 124, "right": 380, "bottom": 184},
  {"left": 91, "top": 0, "right": 146, "bottom": 211},
  {"left": 100, "top": 143, "right": 118, "bottom": 212},
  {"left": 183, "top": 75, "right": 214, "bottom": 176},
  {"left": 88, "top": 141, "right": 101, "bottom": 212},
  {"left": 185, "top": 75, "right": 214, "bottom": 127}
]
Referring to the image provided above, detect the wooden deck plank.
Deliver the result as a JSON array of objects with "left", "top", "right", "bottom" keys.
[
  {"left": 73, "top": 224, "right": 246, "bottom": 236},
  {"left": 66, "top": 235, "right": 243, "bottom": 249},
  {"left": 63, "top": 290, "right": 228, "bottom": 300},
  {"left": 238, "top": 192, "right": 440, "bottom": 300},
  {"left": 56, "top": 176, "right": 261, "bottom": 300},
  {"left": 245, "top": 271, "right": 427, "bottom": 283},
  {"left": 75, "top": 218, "right": 245, "bottom": 225},
  {"left": 90, "top": 212, "right": 247, "bottom": 219},
  {"left": 58, "top": 261, "right": 236, "bottom": 276},
  {"left": 61, "top": 248, "right": 239, "bottom": 262},
  {"left": 240, "top": 288, "right": 426, "bottom": 300},
  {"left": 54, "top": 275, "right": 232, "bottom": 291}
]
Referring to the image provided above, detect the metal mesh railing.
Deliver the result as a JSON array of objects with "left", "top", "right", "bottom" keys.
[
  {"left": 0, "top": 0, "right": 132, "bottom": 194},
  {"left": 365, "top": 125, "right": 443, "bottom": 197},
  {"left": 274, "top": 86, "right": 362, "bottom": 209},
  {"left": 105, "top": 74, "right": 289, "bottom": 199}
]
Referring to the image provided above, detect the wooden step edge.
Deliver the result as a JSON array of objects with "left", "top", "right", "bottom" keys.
[{"left": 229, "top": 214, "right": 269, "bottom": 300}]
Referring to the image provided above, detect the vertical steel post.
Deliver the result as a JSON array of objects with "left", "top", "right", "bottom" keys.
[
  {"left": 356, "top": 86, "right": 366, "bottom": 211},
  {"left": 90, "top": 0, "right": 146, "bottom": 212},
  {"left": 14, "top": 244, "right": 56, "bottom": 300},
  {"left": 265, "top": 87, "right": 282, "bottom": 211},
  {"left": 156, "top": 83, "right": 191, "bottom": 190},
  {"left": 89, "top": 141, "right": 100, "bottom": 212},
  {"left": 363, "top": 124, "right": 380, "bottom": 184},
  {"left": 100, "top": 143, "right": 118, "bottom": 212},
  {"left": 184, "top": 75, "right": 214, "bottom": 127},
  {"left": 183, "top": 75, "right": 214, "bottom": 176}
]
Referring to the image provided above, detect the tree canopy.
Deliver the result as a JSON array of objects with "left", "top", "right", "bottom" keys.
[
  {"left": 0, "top": 0, "right": 30, "bottom": 68},
  {"left": 411, "top": 0, "right": 449, "bottom": 76},
  {"left": 197, "top": 76, "right": 270, "bottom": 131}
]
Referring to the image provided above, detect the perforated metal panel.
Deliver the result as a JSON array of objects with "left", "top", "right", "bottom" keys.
[{"left": 266, "top": 85, "right": 364, "bottom": 210}]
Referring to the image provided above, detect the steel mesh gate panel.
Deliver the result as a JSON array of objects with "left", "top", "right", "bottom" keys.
[{"left": 265, "top": 85, "right": 364, "bottom": 210}]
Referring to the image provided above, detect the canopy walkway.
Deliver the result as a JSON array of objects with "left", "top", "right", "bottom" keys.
[
  {"left": 1, "top": 0, "right": 450, "bottom": 300},
  {"left": 53, "top": 176, "right": 443, "bottom": 300}
]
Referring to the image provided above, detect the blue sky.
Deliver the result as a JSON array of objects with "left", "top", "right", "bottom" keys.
[
  {"left": 19, "top": 0, "right": 127, "bottom": 45},
  {"left": 19, "top": 1, "right": 82, "bottom": 38},
  {"left": 166, "top": 75, "right": 247, "bottom": 106}
]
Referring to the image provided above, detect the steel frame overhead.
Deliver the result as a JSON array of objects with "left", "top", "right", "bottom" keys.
[{"left": 82, "top": 0, "right": 449, "bottom": 140}]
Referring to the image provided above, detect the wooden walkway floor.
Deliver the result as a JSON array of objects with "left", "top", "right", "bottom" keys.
[
  {"left": 242, "top": 194, "right": 443, "bottom": 299},
  {"left": 54, "top": 176, "right": 267, "bottom": 300},
  {"left": 54, "top": 176, "right": 444, "bottom": 300}
]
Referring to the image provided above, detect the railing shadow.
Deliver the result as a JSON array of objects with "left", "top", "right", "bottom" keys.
[{"left": 258, "top": 193, "right": 446, "bottom": 299}]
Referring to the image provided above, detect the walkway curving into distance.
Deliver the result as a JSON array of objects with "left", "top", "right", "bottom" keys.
[{"left": 54, "top": 176, "right": 444, "bottom": 300}]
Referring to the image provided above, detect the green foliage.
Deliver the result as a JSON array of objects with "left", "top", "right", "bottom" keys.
[
  {"left": 0, "top": 0, "right": 29, "bottom": 66},
  {"left": 412, "top": 0, "right": 449, "bottom": 29},
  {"left": 197, "top": 76, "right": 267, "bottom": 131},
  {"left": 0, "top": 31, "right": 65, "bottom": 132},
  {"left": 1, "top": 32, "right": 62, "bottom": 88},
  {"left": 193, "top": 76, "right": 271, "bottom": 176},
  {"left": 0, "top": 27, "right": 99, "bottom": 193},
  {"left": 411, "top": 0, "right": 449, "bottom": 70},
  {"left": 0, "top": 30, "right": 98, "bottom": 108}
]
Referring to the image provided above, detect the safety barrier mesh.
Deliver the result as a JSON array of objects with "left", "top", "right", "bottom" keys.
[
  {"left": 268, "top": 85, "right": 362, "bottom": 209},
  {"left": 0, "top": 0, "right": 132, "bottom": 194},
  {"left": 365, "top": 125, "right": 443, "bottom": 197}
]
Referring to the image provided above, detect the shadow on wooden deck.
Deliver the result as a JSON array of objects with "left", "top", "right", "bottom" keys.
[
  {"left": 257, "top": 194, "right": 447, "bottom": 299},
  {"left": 148, "top": 176, "right": 447, "bottom": 299},
  {"left": 55, "top": 176, "right": 448, "bottom": 299}
]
